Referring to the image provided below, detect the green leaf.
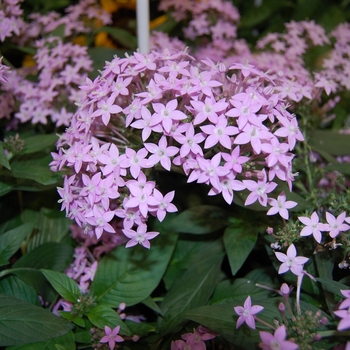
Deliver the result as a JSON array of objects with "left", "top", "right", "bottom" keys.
[
  {"left": 211, "top": 278, "right": 271, "bottom": 305},
  {"left": 142, "top": 296, "right": 163, "bottom": 316},
  {"left": 163, "top": 239, "right": 209, "bottom": 290},
  {"left": 124, "top": 320, "right": 156, "bottom": 337},
  {"left": 308, "top": 130, "right": 350, "bottom": 156},
  {"left": 21, "top": 134, "right": 58, "bottom": 155},
  {"left": 87, "top": 305, "right": 131, "bottom": 336},
  {"left": 239, "top": 0, "right": 287, "bottom": 28},
  {"left": 13, "top": 242, "right": 74, "bottom": 272},
  {"left": 10, "top": 157, "right": 61, "bottom": 185},
  {"left": 181, "top": 302, "right": 258, "bottom": 347},
  {"left": 224, "top": 225, "right": 258, "bottom": 276},
  {"left": 95, "top": 27, "right": 137, "bottom": 50},
  {"left": 0, "top": 143, "right": 11, "bottom": 170},
  {"left": 0, "top": 275, "right": 40, "bottom": 306},
  {"left": 41, "top": 269, "right": 80, "bottom": 303},
  {"left": 0, "top": 180, "right": 12, "bottom": 197},
  {"left": 169, "top": 205, "right": 229, "bottom": 234},
  {"left": 159, "top": 239, "right": 224, "bottom": 334},
  {"left": 316, "top": 277, "right": 350, "bottom": 298},
  {"left": 25, "top": 208, "right": 71, "bottom": 253},
  {"left": 6, "top": 330, "right": 75, "bottom": 350},
  {"left": 0, "top": 295, "right": 73, "bottom": 346},
  {"left": 59, "top": 311, "right": 85, "bottom": 328},
  {"left": 1, "top": 268, "right": 56, "bottom": 302},
  {"left": 90, "top": 229, "right": 177, "bottom": 307},
  {"left": 0, "top": 223, "right": 34, "bottom": 267}
]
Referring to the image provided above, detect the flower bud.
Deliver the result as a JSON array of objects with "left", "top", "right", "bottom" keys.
[
  {"left": 266, "top": 227, "right": 274, "bottom": 235},
  {"left": 280, "top": 283, "right": 290, "bottom": 296},
  {"left": 278, "top": 302, "right": 285, "bottom": 312}
]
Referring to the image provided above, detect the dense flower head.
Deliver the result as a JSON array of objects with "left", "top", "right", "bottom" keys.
[
  {"left": 0, "top": 36, "right": 92, "bottom": 125},
  {"left": 23, "top": 0, "right": 111, "bottom": 42},
  {"left": 51, "top": 47, "right": 302, "bottom": 242}
]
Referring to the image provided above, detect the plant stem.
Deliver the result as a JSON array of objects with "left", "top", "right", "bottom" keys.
[{"left": 296, "top": 274, "right": 303, "bottom": 315}]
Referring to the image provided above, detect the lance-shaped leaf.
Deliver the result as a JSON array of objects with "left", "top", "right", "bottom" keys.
[
  {"left": 0, "top": 275, "right": 40, "bottom": 306},
  {"left": 90, "top": 230, "right": 177, "bottom": 307},
  {"left": 87, "top": 305, "right": 131, "bottom": 336},
  {"left": 169, "top": 205, "right": 229, "bottom": 234},
  {"left": 41, "top": 269, "right": 80, "bottom": 303},
  {"left": 224, "top": 225, "right": 258, "bottom": 276},
  {"left": 5, "top": 330, "right": 75, "bottom": 350},
  {"left": 0, "top": 223, "right": 34, "bottom": 267},
  {"left": 0, "top": 295, "right": 73, "bottom": 346},
  {"left": 159, "top": 239, "right": 224, "bottom": 334}
]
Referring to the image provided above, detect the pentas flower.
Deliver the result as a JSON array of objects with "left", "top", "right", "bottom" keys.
[
  {"left": 267, "top": 192, "right": 298, "bottom": 220},
  {"left": 298, "top": 212, "right": 326, "bottom": 243},
  {"left": 234, "top": 296, "right": 264, "bottom": 329},
  {"left": 100, "top": 326, "right": 124, "bottom": 350},
  {"left": 323, "top": 211, "right": 350, "bottom": 238},
  {"left": 171, "top": 326, "right": 217, "bottom": 350},
  {"left": 275, "top": 244, "right": 309, "bottom": 277},
  {"left": 123, "top": 224, "right": 159, "bottom": 249},
  {"left": 259, "top": 325, "right": 298, "bottom": 350},
  {"left": 51, "top": 48, "right": 302, "bottom": 242},
  {"left": 243, "top": 170, "right": 277, "bottom": 207},
  {"left": 339, "top": 290, "right": 350, "bottom": 310}
]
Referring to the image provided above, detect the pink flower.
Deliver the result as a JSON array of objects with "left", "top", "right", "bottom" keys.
[
  {"left": 275, "top": 244, "right": 309, "bottom": 277},
  {"left": 335, "top": 307, "right": 350, "bottom": 331},
  {"left": 148, "top": 189, "right": 178, "bottom": 222},
  {"left": 144, "top": 136, "right": 179, "bottom": 171},
  {"left": 298, "top": 212, "right": 326, "bottom": 243},
  {"left": 100, "top": 325, "right": 124, "bottom": 350},
  {"left": 323, "top": 211, "right": 350, "bottom": 238},
  {"left": 123, "top": 224, "right": 159, "bottom": 249},
  {"left": 267, "top": 192, "right": 297, "bottom": 220},
  {"left": 234, "top": 296, "right": 264, "bottom": 329},
  {"left": 259, "top": 325, "right": 298, "bottom": 350},
  {"left": 243, "top": 170, "right": 277, "bottom": 207},
  {"left": 339, "top": 290, "right": 350, "bottom": 309},
  {"left": 200, "top": 115, "right": 238, "bottom": 149},
  {"left": 171, "top": 326, "right": 217, "bottom": 350}
]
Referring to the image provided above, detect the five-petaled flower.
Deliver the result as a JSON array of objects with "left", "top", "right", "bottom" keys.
[
  {"left": 234, "top": 296, "right": 264, "bottom": 329},
  {"left": 259, "top": 325, "right": 298, "bottom": 350},
  {"left": 100, "top": 325, "right": 124, "bottom": 350},
  {"left": 275, "top": 244, "right": 309, "bottom": 277},
  {"left": 267, "top": 191, "right": 298, "bottom": 220},
  {"left": 298, "top": 212, "right": 326, "bottom": 243}
]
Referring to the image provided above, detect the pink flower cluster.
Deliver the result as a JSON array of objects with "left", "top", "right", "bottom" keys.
[
  {"left": 51, "top": 48, "right": 303, "bottom": 243},
  {"left": 0, "top": 36, "right": 92, "bottom": 126},
  {"left": 21, "top": 0, "right": 111, "bottom": 43},
  {"left": 0, "top": 0, "right": 25, "bottom": 42}
]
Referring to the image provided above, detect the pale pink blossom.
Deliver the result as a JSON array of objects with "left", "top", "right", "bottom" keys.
[{"left": 234, "top": 296, "right": 264, "bottom": 329}]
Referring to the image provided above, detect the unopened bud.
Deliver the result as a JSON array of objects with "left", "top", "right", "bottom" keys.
[
  {"left": 313, "top": 333, "right": 322, "bottom": 341},
  {"left": 320, "top": 317, "right": 328, "bottom": 326},
  {"left": 118, "top": 302, "right": 126, "bottom": 311},
  {"left": 266, "top": 227, "right": 274, "bottom": 235},
  {"left": 132, "top": 335, "right": 140, "bottom": 342},
  {"left": 280, "top": 283, "right": 290, "bottom": 296},
  {"left": 278, "top": 302, "right": 285, "bottom": 312}
]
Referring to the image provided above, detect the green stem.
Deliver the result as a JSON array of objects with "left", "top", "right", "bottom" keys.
[
  {"left": 318, "top": 330, "right": 350, "bottom": 337},
  {"left": 303, "top": 141, "right": 314, "bottom": 192},
  {"left": 254, "top": 316, "right": 276, "bottom": 330}
]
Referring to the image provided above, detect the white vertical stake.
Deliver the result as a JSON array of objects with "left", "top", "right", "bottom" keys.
[{"left": 136, "top": 0, "right": 150, "bottom": 54}]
